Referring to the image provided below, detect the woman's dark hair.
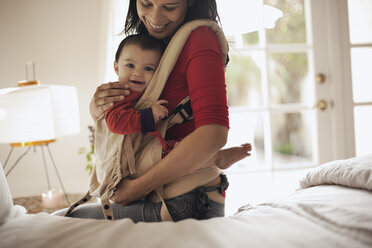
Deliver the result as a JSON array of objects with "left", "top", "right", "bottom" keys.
[
  {"left": 115, "top": 34, "right": 166, "bottom": 62},
  {"left": 123, "top": 0, "right": 221, "bottom": 36}
]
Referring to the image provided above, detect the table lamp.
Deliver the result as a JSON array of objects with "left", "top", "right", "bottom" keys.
[{"left": 0, "top": 79, "right": 80, "bottom": 208}]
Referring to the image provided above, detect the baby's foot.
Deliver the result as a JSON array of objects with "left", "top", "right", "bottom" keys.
[{"left": 215, "top": 143, "right": 252, "bottom": 170}]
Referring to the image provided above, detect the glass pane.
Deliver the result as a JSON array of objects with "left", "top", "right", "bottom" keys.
[
  {"left": 265, "top": 0, "right": 307, "bottom": 44},
  {"left": 271, "top": 111, "right": 314, "bottom": 168},
  {"left": 227, "top": 32, "right": 259, "bottom": 49},
  {"left": 351, "top": 48, "right": 372, "bottom": 103},
  {"left": 243, "top": 31, "right": 259, "bottom": 45},
  {"left": 218, "top": 0, "right": 263, "bottom": 36},
  {"left": 348, "top": 0, "right": 372, "bottom": 44},
  {"left": 224, "top": 111, "right": 266, "bottom": 171},
  {"left": 268, "top": 52, "right": 309, "bottom": 104},
  {"left": 354, "top": 106, "right": 372, "bottom": 156},
  {"left": 226, "top": 53, "right": 262, "bottom": 107}
]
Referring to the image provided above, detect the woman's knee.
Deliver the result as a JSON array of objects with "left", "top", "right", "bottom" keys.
[{"left": 53, "top": 203, "right": 105, "bottom": 219}]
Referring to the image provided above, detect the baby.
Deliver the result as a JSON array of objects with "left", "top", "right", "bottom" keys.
[{"left": 105, "top": 33, "right": 252, "bottom": 170}]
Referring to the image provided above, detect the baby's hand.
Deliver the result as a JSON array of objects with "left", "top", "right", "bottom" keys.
[{"left": 151, "top": 100, "right": 168, "bottom": 123}]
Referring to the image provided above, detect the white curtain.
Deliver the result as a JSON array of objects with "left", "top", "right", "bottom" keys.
[{"left": 103, "top": 0, "right": 129, "bottom": 83}]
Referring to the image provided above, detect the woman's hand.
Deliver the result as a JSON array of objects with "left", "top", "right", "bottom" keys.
[
  {"left": 89, "top": 82, "right": 130, "bottom": 121},
  {"left": 110, "top": 178, "right": 150, "bottom": 206}
]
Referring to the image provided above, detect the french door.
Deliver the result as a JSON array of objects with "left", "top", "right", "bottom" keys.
[
  {"left": 219, "top": 0, "right": 371, "bottom": 173},
  {"left": 342, "top": 0, "right": 372, "bottom": 157}
]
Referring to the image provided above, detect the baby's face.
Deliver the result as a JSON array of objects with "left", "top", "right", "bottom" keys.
[{"left": 114, "top": 44, "right": 162, "bottom": 92}]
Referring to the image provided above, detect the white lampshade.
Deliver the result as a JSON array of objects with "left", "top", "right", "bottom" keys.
[{"left": 0, "top": 83, "right": 80, "bottom": 144}]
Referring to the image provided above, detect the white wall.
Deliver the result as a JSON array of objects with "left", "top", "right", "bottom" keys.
[{"left": 0, "top": 0, "right": 110, "bottom": 197}]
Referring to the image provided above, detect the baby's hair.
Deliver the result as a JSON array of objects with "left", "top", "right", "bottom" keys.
[{"left": 115, "top": 34, "right": 166, "bottom": 62}]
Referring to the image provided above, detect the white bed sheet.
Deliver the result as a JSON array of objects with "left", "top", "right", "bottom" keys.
[
  {"left": 2, "top": 154, "right": 372, "bottom": 248},
  {"left": 1, "top": 185, "right": 371, "bottom": 248}
]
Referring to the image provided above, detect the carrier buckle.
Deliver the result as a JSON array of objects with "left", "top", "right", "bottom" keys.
[{"left": 174, "top": 100, "right": 193, "bottom": 122}]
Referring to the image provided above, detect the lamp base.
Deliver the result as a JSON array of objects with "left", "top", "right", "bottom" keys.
[{"left": 3, "top": 143, "right": 70, "bottom": 205}]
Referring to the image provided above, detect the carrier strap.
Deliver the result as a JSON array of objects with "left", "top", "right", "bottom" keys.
[
  {"left": 64, "top": 191, "right": 92, "bottom": 217},
  {"left": 204, "top": 174, "right": 229, "bottom": 194},
  {"left": 155, "top": 188, "right": 173, "bottom": 221},
  {"left": 101, "top": 197, "right": 114, "bottom": 220},
  {"left": 123, "top": 136, "right": 136, "bottom": 175}
]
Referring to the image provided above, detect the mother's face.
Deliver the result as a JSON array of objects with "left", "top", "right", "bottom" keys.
[{"left": 136, "top": 0, "right": 190, "bottom": 39}]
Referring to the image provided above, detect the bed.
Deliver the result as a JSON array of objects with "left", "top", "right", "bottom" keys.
[{"left": 1, "top": 154, "right": 372, "bottom": 248}]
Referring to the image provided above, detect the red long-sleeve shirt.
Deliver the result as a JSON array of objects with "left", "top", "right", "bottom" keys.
[
  {"left": 105, "top": 89, "right": 174, "bottom": 152},
  {"left": 105, "top": 26, "right": 229, "bottom": 141},
  {"left": 105, "top": 90, "right": 149, "bottom": 135},
  {"left": 161, "top": 26, "right": 229, "bottom": 140}
]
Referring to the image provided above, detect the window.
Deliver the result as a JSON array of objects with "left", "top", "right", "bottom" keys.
[
  {"left": 348, "top": 0, "right": 372, "bottom": 156},
  {"left": 217, "top": 0, "right": 372, "bottom": 215},
  {"left": 219, "top": 0, "right": 317, "bottom": 173}
]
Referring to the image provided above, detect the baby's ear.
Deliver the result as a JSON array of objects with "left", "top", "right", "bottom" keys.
[{"left": 114, "top": 61, "right": 119, "bottom": 76}]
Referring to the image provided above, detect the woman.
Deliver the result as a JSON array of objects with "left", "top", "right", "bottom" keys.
[{"left": 82, "top": 0, "right": 230, "bottom": 222}]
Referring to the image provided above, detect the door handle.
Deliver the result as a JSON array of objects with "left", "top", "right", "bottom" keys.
[
  {"left": 316, "top": 73, "right": 326, "bottom": 84},
  {"left": 317, "top": 100, "right": 328, "bottom": 111}
]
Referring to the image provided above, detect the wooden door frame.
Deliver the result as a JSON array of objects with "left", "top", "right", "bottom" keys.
[
  {"left": 327, "top": 0, "right": 355, "bottom": 159},
  {"left": 311, "top": 0, "right": 355, "bottom": 163}
]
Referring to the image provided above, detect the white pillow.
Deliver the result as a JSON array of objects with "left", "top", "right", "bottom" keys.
[
  {"left": 0, "top": 162, "right": 14, "bottom": 224},
  {"left": 300, "top": 154, "right": 372, "bottom": 191}
]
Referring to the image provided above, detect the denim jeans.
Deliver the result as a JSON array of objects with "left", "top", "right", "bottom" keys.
[
  {"left": 52, "top": 189, "right": 225, "bottom": 223},
  {"left": 165, "top": 189, "right": 225, "bottom": 221}
]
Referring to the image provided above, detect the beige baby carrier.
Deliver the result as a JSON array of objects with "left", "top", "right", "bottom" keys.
[{"left": 65, "top": 20, "right": 229, "bottom": 221}]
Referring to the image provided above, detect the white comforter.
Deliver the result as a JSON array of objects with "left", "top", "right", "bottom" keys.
[{"left": 1, "top": 155, "right": 372, "bottom": 248}]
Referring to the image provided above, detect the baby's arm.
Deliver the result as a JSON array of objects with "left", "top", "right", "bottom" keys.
[
  {"left": 105, "top": 100, "right": 143, "bottom": 134},
  {"left": 105, "top": 95, "right": 168, "bottom": 135},
  {"left": 105, "top": 92, "right": 158, "bottom": 135}
]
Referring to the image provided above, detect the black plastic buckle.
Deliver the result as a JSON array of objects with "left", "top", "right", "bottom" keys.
[{"left": 173, "top": 100, "right": 193, "bottom": 122}]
